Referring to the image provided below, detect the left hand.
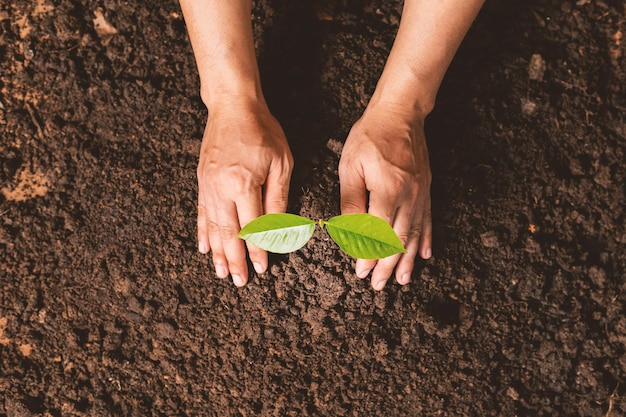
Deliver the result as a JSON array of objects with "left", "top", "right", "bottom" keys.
[{"left": 338, "top": 101, "right": 432, "bottom": 290}]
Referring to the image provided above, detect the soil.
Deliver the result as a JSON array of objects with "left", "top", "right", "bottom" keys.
[{"left": 1, "top": 0, "right": 625, "bottom": 416}]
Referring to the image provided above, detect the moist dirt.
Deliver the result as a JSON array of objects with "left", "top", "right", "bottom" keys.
[{"left": 1, "top": 0, "right": 625, "bottom": 416}]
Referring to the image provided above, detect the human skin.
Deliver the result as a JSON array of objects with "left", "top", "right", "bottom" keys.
[
  {"left": 339, "top": 0, "right": 485, "bottom": 290},
  {"left": 180, "top": 0, "right": 483, "bottom": 289},
  {"left": 180, "top": 0, "right": 293, "bottom": 287}
]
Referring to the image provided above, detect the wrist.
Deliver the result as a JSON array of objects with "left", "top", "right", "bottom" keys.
[
  {"left": 369, "top": 67, "right": 437, "bottom": 119},
  {"left": 201, "top": 79, "right": 267, "bottom": 113},
  {"left": 202, "top": 92, "right": 274, "bottom": 128}
]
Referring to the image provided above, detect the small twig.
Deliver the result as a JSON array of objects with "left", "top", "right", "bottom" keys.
[
  {"left": 24, "top": 103, "right": 44, "bottom": 140},
  {"left": 219, "top": 299, "right": 230, "bottom": 311},
  {"left": 49, "top": 42, "right": 80, "bottom": 53},
  {"left": 605, "top": 323, "right": 617, "bottom": 348},
  {"left": 605, "top": 382, "right": 619, "bottom": 417}
]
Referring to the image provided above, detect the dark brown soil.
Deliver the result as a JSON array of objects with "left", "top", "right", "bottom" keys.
[{"left": 1, "top": 0, "right": 625, "bottom": 416}]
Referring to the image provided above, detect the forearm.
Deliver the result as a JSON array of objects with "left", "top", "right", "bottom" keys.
[
  {"left": 371, "top": 0, "right": 484, "bottom": 116},
  {"left": 179, "top": 0, "right": 264, "bottom": 109}
]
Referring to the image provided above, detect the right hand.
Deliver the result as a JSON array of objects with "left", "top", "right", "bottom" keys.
[
  {"left": 196, "top": 97, "right": 293, "bottom": 287},
  {"left": 339, "top": 102, "right": 432, "bottom": 291}
]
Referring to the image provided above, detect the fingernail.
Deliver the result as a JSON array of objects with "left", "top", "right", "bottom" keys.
[
  {"left": 374, "top": 280, "right": 387, "bottom": 291},
  {"left": 356, "top": 268, "right": 371, "bottom": 278},
  {"left": 424, "top": 247, "right": 432, "bottom": 259},
  {"left": 253, "top": 262, "right": 264, "bottom": 274},
  {"left": 198, "top": 241, "right": 208, "bottom": 253},
  {"left": 232, "top": 274, "right": 244, "bottom": 287},
  {"left": 215, "top": 264, "right": 226, "bottom": 277},
  {"left": 400, "top": 273, "right": 411, "bottom": 285}
]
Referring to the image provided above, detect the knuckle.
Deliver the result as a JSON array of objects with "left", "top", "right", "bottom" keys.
[
  {"left": 197, "top": 159, "right": 218, "bottom": 181},
  {"left": 380, "top": 169, "right": 412, "bottom": 195},
  {"left": 338, "top": 159, "right": 356, "bottom": 180},
  {"left": 225, "top": 258, "right": 247, "bottom": 277},
  {"left": 207, "top": 219, "right": 220, "bottom": 234},
  {"left": 266, "top": 196, "right": 288, "bottom": 211},
  {"left": 211, "top": 253, "right": 226, "bottom": 266},
  {"left": 219, "top": 224, "right": 241, "bottom": 241},
  {"left": 284, "top": 152, "right": 294, "bottom": 170},
  {"left": 409, "top": 224, "right": 422, "bottom": 239},
  {"left": 226, "top": 261, "right": 243, "bottom": 273},
  {"left": 341, "top": 200, "right": 363, "bottom": 213},
  {"left": 275, "top": 157, "right": 293, "bottom": 183},
  {"left": 373, "top": 262, "right": 396, "bottom": 279},
  {"left": 199, "top": 165, "right": 261, "bottom": 196},
  {"left": 398, "top": 226, "right": 421, "bottom": 246},
  {"left": 422, "top": 207, "right": 433, "bottom": 222}
]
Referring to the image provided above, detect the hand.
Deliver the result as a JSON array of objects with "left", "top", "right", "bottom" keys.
[
  {"left": 339, "top": 102, "right": 432, "bottom": 290},
  {"left": 197, "top": 97, "right": 293, "bottom": 287}
]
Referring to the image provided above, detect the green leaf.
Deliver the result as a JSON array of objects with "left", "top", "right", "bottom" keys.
[
  {"left": 323, "top": 214, "right": 406, "bottom": 259},
  {"left": 238, "top": 213, "right": 315, "bottom": 254}
]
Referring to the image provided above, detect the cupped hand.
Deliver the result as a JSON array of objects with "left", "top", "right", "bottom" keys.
[
  {"left": 338, "top": 102, "right": 432, "bottom": 290},
  {"left": 197, "top": 97, "right": 293, "bottom": 287}
]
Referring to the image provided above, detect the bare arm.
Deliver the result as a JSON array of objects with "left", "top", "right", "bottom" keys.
[
  {"left": 179, "top": 0, "right": 262, "bottom": 106},
  {"left": 371, "top": 0, "right": 484, "bottom": 114},
  {"left": 340, "top": 0, "right": 484, "bottom": 290},
  {"left": 180, "top": 0, "right": 293, "bottom": 287}
]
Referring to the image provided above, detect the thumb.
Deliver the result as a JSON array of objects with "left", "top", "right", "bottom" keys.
[
  {"left": 264, "top": 156, "right": 293, "bottom": 214},
  {"left": 339, "top": 161, "right": 367, "bottom": 214},
  {"left": 339, "top": 159, "right": 376, "bottom": 278}
]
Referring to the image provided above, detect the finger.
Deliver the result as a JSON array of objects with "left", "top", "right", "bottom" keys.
[
  {"left": 206, "top": 202, "right": 228, "bottom": 279},
  {"left": 264, "top": 155, "right": 293, "bottom": 214},
  {"left": 371, "top": 253, "right": 403, "bottom": 290},
  {"left": 339, "top": 161, "right": 375, "bottom": 277},
  {"left": 216, "top": 202, "right": 249, "bottom": 287},
  {"left": 395, "top": 193, "right": 429, "bottom": 284},
  {"left": 395, "top": 227, "right": 420, "bottom": 286},
  {"left": 419, "top": 194, "right": 433, "bottom": 259},
  {"left": 339, "top": 160, "right": 367, "bottom": 215},
  {"left": 197, "top": 189, "right": 210, "bottom": 254},
  {"left": 237, "top": 192, "right": 268, "bottom": 274},
  {"left": 354, "top": 258, "right": 378, "bottom": 279},
  {"left": 365, "top": 191, "right": 403, "bottom": 289},
  {"left": 197, "top": 160, "right": 210, "bottom": 252},
  {"left": 370, "top": 194, "right": 423, "bottom": 290},
  {"left": 371, "top": 206, "right": 410, "bottom": 291}
]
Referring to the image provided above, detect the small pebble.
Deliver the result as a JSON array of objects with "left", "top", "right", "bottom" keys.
[{"left": 528, "top": 54, "right": 547, "bottom": 81}]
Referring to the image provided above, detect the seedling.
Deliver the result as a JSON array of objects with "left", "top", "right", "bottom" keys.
[{"left": 238, "top": 213, "right": 406, "bottom": 259}]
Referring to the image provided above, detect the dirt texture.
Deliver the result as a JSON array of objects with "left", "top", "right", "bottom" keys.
[{"left": 1, "top": 0, "right": 626, "bottom": 416}]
